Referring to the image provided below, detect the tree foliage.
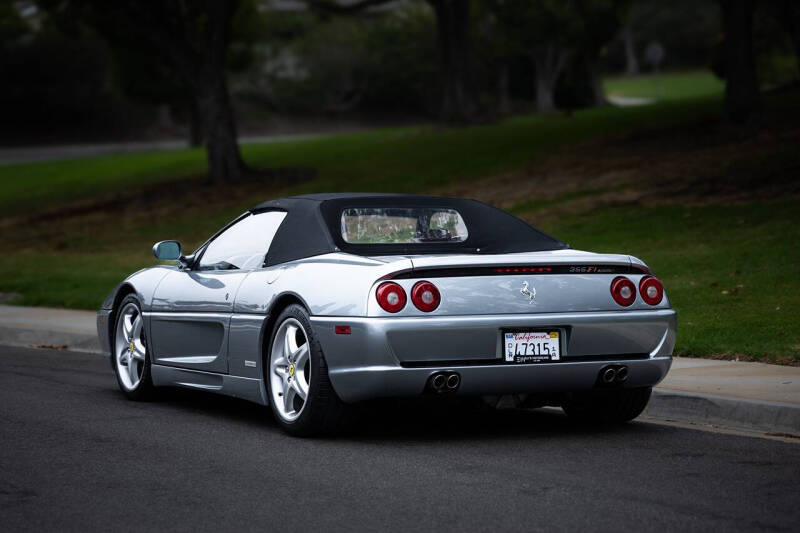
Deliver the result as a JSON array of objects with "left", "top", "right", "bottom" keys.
[
  {"left": 486, "top": 0, "right": 626, "bottom": 112},
  {"left": 39, "top": 0, "right": 252, "bottom": 182}
]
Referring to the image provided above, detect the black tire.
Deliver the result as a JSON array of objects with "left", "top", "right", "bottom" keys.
[
  {"left": 562, "top": 387, "right": 652, "bottom": 424},
  {"left": 265, "top": 304, "right": 349, "bottom": 437},
  {"left": 112, "top": 295, "right": 156, "bottom": 401}
]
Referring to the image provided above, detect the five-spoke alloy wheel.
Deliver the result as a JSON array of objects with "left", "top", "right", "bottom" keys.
[
  {"left": 113, "top": 295, "right": 155, "bottom": 400},
  {"left": 269, "top": 318, "right": 311, "bottom": 421},
  {"left": 266, "top": 304, "right": 349, "bottom": 436}
]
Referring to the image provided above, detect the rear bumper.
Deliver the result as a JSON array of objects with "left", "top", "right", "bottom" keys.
[
  {"left": 324, "top": 357, "right": 671, "bottom": 402},
  {"left": 311, "top": 309, "right": 676, "bottom": 403}
]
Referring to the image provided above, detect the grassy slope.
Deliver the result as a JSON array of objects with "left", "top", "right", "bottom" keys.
[
  {"left": 0, "top": 71, "right": 797, "bottom": 362},
  {"left": 541, "top": 202, "right": 799, "bottom": 363},
  {"left": 1, "top": 96, "right": 720, "bottom": 309},
  {"left": 0, "top": 97, "right": 719, "bottom": 214}
]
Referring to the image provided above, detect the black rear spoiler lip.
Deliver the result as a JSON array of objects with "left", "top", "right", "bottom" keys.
[{"left": 379, "top": 263, "right": 650, "bottom": 280}]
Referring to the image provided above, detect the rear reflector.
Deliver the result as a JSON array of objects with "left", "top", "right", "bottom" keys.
[
  {"left": 335, "top": 325, "right": 351, "bottom": 335},
  {"left": 610, "top": 276, "right": 636, "bottom": 306}
]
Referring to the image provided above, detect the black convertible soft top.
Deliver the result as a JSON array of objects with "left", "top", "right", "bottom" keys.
[{"left": 252, "top": 193, "right": 567, "bottom": 267}]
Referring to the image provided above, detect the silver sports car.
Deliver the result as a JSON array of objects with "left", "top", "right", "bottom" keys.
[{"left": 97, "top": 193, "right": 676, "bottom": 436}]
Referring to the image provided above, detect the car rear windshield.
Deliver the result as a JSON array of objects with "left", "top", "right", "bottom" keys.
[{"left": 340, "top": 207, "right": 468, "bottom": 244}]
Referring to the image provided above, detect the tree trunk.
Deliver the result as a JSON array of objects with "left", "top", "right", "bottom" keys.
[
  {"left": 198, "top": 1, "right": 245, "bottom": 182},
  {"left": 532, "top": 45, "right": 567, "bottom": 113},
  {"left": 781, "top": 0, "right": 800, "bottom": 76},
  {"left": 535, "top": 76, "right": 556, "bottom": 113},
  {"left": 429, "top": 0, "right": 477, "bottom": 124},
  {"left": 584, "top": 55, "right": 606, "bottom": 107},
  {"left": 188, "top": 96, "right": 203, "bottom": 148},
  {"left": 622, "top": 25, "right": 639, "bottom": 76},
  {"left": 497, "top": 65, "right": 511, "bottom": 116},
  {"left": 196, "top": 71, "right": 244, "bottom": 183},
  {"left": 720, "top": 0, "right": 760, "bottom": 123},
  {"left": 167, "top": 0, "right": 245, "bottom": 182}
]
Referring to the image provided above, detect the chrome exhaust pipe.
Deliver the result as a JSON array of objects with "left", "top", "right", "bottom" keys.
[
  {"left": 601, "top": 367, "right": 617, "bottom": 384},
  {"left": 616, "top": 365, "right": 628, "bottom": 382},
  {"left": 431, "top": 373, "right": 446, "bottom": 391},
  {"left": 446, "top": 373, "right": 460, "bottom": 390}
]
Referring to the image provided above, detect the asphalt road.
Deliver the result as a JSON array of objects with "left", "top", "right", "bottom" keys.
[{"left": 1, "top": 345, "right": 799, "bottom": 532}]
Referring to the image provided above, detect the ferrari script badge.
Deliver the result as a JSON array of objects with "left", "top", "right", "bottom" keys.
[{"left": 520, "top": 281, "right": 536, "bottom": 304}]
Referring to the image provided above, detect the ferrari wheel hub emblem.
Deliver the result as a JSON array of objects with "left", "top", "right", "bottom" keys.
[
  {"left": 289, "top": 364, "right": 295, "bottom": 376},
  {"left": 520, "top": 281, "right": 536, "bottom": 304},
  {"left": 129, "top": 341, "right": 135, "bottom": 353}
]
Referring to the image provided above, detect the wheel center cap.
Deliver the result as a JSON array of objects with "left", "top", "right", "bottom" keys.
[
  {"left": 289, "top": 364, "right": 295, "bottom": 376},
  {"left": 129, "top": 341, "right": 135, "bottom": 353}
]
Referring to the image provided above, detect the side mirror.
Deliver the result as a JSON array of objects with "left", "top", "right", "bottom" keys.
[{"left": 153, "top": 240, "right": 182, "bottom": 261}]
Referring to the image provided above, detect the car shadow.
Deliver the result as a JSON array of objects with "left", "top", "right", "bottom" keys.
[{"left": 144, "top": 386, "right": 659, "bottom": 443}]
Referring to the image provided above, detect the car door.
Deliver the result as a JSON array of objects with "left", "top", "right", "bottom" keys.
[{"left": 149, "top": 210, "right": 288, "bottom": 373}]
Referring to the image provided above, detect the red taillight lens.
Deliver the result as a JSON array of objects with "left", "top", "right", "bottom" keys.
[
  {"left": 376, "top": 282, "right": 406, "bottom": 313},
  {"left": 411, "top": 281, "right": 441, "bottom": 312},
  {"left": 639, "top": 276, "right": 664, "bottom": 306},
  {"left": 610, "top": 276, "right": 636, "bottom": 306}
]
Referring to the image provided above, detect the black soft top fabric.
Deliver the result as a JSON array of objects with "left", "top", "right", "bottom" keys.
[{"left": 252, "top": 194, "right": 567, "bottom": 266}]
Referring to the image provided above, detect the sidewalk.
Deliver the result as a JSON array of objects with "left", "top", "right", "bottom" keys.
[
  {"left": 0, "top": 304, "right": 797, "bottom": 433},
  {"left": 646, "top": 358, "right": 800, "bottom": 435},
  {"left": 0, "top": 304, "right": 99, "bottom": 353},
  {"left": 0, "top": 133, "right": 327, "bottom": 165}
]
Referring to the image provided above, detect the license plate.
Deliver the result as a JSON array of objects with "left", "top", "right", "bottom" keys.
[{"left": 504, "top": 331, "right": 560, "bottom": 363}]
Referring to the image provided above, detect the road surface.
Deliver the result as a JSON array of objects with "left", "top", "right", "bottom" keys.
[{"left": 1, "top": 345, "right": 798, "bottom": 531}]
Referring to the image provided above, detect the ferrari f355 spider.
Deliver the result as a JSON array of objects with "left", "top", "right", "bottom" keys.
[{"left": 97, "top": 194, "right": 675, "bottom": 435}]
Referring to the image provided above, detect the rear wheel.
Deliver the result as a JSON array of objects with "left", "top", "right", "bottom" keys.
[
  {"left": 266, "top": 304, "right": 348, "bottom": 437},
  {"left": 562, "top": 387, "right": 652, "bottom": 424},
  {"left": 113, "top": 295, "right": 156, "bottom": 400}
]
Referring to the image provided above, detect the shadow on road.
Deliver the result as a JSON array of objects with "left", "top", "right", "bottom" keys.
[{"left": 151, "top": 386, "right": 652, "bottom": 442}]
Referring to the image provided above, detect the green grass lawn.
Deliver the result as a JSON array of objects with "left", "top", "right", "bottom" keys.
[
  {"left": 604, "top": 70, "right": 724, "bottom": 102},
  {"left": 537, "top": 201, "right": 800, "bottom": 364}
]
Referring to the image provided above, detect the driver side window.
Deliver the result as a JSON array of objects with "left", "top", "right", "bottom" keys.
[{"left": 198, "top": 211, "right": 287, "bottom": 271}]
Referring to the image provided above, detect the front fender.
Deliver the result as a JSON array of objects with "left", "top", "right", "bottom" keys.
[{"left": 97, "top": 266, "right": 173, "bottom": 357}]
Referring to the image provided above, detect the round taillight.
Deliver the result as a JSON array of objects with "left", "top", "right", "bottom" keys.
[
  {"left": 411, "top": 281, "right": 441, "bottom": 312},
  {"left": 376, "top": 282, "right": 406, "bottom": 313},
  {"left": 610, "top": 276, "right": 636, "bottom": 307},
  {"left": 639, "top": 276, "right": 664, "bottom": 306}
]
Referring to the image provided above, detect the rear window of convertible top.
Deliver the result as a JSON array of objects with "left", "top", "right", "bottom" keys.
[{"left": 340, "top": 207, "right": 469, "bottom": 244}]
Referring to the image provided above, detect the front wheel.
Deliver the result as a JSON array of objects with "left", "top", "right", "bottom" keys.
[
  {"left": 562, "top": 387, "right": 652, "bottom": 424},
  {"left": 266, "top": 304, "right": 349, "bottom": 437},
  {"left": 113, "top": 295, "right": 156, "bottom": 400}
]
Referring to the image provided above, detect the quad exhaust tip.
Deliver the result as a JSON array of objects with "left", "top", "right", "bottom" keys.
[
  {"left": 446, "top": 373, "right": 460, "bottom": 390},
  {"left": 428, "top": 372, "right": 460, "bottom": 394},
  {"left": 598, "top": 365, "right": 629, "bottom": 386}
]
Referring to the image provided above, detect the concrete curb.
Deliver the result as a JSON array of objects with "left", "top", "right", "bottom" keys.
[
  {"left": 646, "top": 389, "right": 800, "bottom": 435},
  {"left": 0, "top": 326, "right": 101, "bottom": 354}
]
